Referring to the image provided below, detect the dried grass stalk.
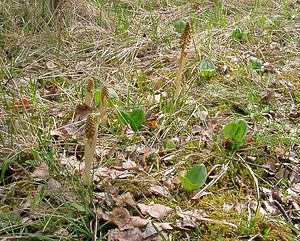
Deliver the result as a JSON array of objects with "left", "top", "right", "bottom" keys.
[
  {"left": 82, "top": 114, "right": 98, "bottom": 186},
  {"left": 175, "top": 22, "right": 191, "bottom": 97}
]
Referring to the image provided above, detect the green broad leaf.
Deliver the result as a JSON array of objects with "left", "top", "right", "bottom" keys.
[
  {"left": 173, "top": 19, "right": 186, "bottom": 34},
  {"left": 223, "top": 119, "right": 248, "bottom": 151},
  {"left": 108, "top": 88, "right": 118, "bottom": 100},
  {"left": 118, "top": 109, "right": 134, "bottom": 126},
  {"left": 199, "top": 58, "right": 216, "bottom": 79},
  {"left": 200, "top": 69, "right": 216, "bottom": 78},
  {"left": 117, "top": 107, "right": 145, "bottom": 132},
  {"left": 94, "top": 90, "right": 101, "bottom": 107},
  {"left": 95, "top": 88, "right": 118, "bottom": 107},
  {"left": 179, "top": 164, "right": 207, "bottom": 192},
  {"left": 130, "top": 108, "right": 145, "bottom": 131}
]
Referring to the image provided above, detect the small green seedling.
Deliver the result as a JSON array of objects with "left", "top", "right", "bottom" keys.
[
  {"left": 173, "top": 19, "right": 186, "bottom": 34},
  {"left": 117, "top": 107, "right": 145, "bottom": 132},
  {"left": 249, "top": 57, "right": 263, "bottom": 73},
  {"left": 232, "top": 27, "right": 247, "bottom": 41},
  {"left": 272, "top": 15, "right": 282, "bottom": 27},
  {"left": 293, "top": 92, "right": 300, "bottom": 104},
  {"left": 223, "top": 119, "right": 248, "bottom": 152},
  {"left": 180, "top": 164, "right": 207, "bottom": 192},
  {"left": 165, "top": 139, "right": 176, "bottom": 151},
  {"left": 264, "top": 15, "right": 281, "bottom": 29},
  {"left": 199, "top": 58, "right": 216, "bottom": 79}
]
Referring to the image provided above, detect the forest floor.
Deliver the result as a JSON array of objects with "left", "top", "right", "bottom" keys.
[{"left": 0, "top": 0, "right": 299, "bottom": 240}]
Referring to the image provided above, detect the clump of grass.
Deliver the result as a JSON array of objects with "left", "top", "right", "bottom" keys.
[{"left": 174, "top": 22, "right": 190, "bottom": 98}]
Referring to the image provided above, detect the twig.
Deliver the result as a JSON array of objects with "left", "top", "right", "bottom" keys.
[
  {"left": 237, "top": 153, "right": 261, "bottom": 215},
  {"left": 196, "top": 217, "right": 237, "bottom": 229}
]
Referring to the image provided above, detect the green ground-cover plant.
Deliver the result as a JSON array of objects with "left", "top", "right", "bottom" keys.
[
  {"left": 179, "top": 164, "right": 207, "bottom": 192},
  {"left": 232, "top": 27, "right": 248, "bottom": 41},
  {"left": 116, "top": 106, "right": 145, "bottom": 132},
  {"left": 223, "top": 119, "right": 248, "bottom": 153},
  {"left": 173, "top": 19, "right": 186, "bottom": 34},
  {"left": 199, "top": 58, "right": 216, "bottom": 79},
  {"left": 249, "top": 56, "right": 263, "bottom": 73}
]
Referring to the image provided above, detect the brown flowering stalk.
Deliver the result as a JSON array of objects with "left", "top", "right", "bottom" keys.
[
  {"left": 85, "top": 79, "right": 94, "bottom": 107},
  {"left": 82, "top": 114, "right": 98, "bottom": 186},
  {"left": 175, "top": 22, "right": 191, "bottom": 98},
  {"left": 100, "top": 84, "right": 109, "bottom": 127}
]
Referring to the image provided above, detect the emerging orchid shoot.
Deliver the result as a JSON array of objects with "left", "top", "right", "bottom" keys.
[
  {"left": 175, "top": 22, "right": 191, "bottom": 98},
  {"left": 82, "top": 114, "right": 98, "bottom": 186},
  {"left": 100, "top": 84, "right": 109, "bottom": 127},
  {"left": 85, "top": 79, "right": 94, "bottom": 107}
]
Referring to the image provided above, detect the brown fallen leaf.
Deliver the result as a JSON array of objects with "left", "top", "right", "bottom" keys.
[
  {"left": 31, "top": 163, "right": 49, "bottom": 179},
  {"left": 96, "top": 208, "right": 109, "bottom": 221},
  {"left": 0, "top": 187, "right": 5, "bottom": 202},
  {"left": 177, "top": 208, "right": 208, "bottom": 222},
  {"left": 45, "top": 178, "right": 61, "bottom": 197},
  {"left": 137, "top": 203, "right": 172, "bottom": 219},
  {"left": 109, "top": 207, "right": 132, "bottom": 230},
  {"left": 75, "top": 103, "right": 92, "bottom": 122},
  {"left": 121, "top": 159, "right": 140, "bottom": 170},
  {"left": 94, "top": 167, "right": 133, "bottom": 180},
  {"left": 11, "top": 98, "right": 31, "bottom": 109},
  {"left": 46, "top": 60, "right": 56, "bottom": 69},
  {"left": 114, "top": 192, "right": 135, "bottom": 207},
  {"left": 289, "top": 111, "right": 300, "bottom": 119},
  {"left": 223, "top": 203, "right": 234, "bottom": 212},
  {"left": 44, "top": 86, "right": 59, "bottom": 101},
  {"left": 149, "top": 184, "right": 170, "bottom": 198},
  {"left": 142, "top": 222, "right": 173, "bottom": 239},
  {"left": 60, "top": 154, "right": 83, "bottom": 173},
  {"left": 54, "top": 227, "right": 69, "bottom": 237},
  {"left": 262, "top": 200, "right": 277, "bottom": 215},
  {"left": 107, "top": 228, "right": 143, "bottom": 241},
  {"left": 130, "top": 216, "right": 149, "bottom": 228},
  {"left": 263, "top": 159, "right": 278, "bottom": 176}
]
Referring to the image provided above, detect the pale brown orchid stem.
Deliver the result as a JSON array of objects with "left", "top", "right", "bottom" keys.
[
  {"left": 175, "top": 22, "right": 190, "bottom": 98},
  {"left": 100, "top": 84, "right": 109, "bottom": 127},
  {"left": 175, "top": 52, "right": 187, "bottom": 97},
  {"left": 83, "top": 114, "right": 98, "bottom": 186},
  {"left": 85, "top": 79, "right": 94, "bottom": 107}
]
